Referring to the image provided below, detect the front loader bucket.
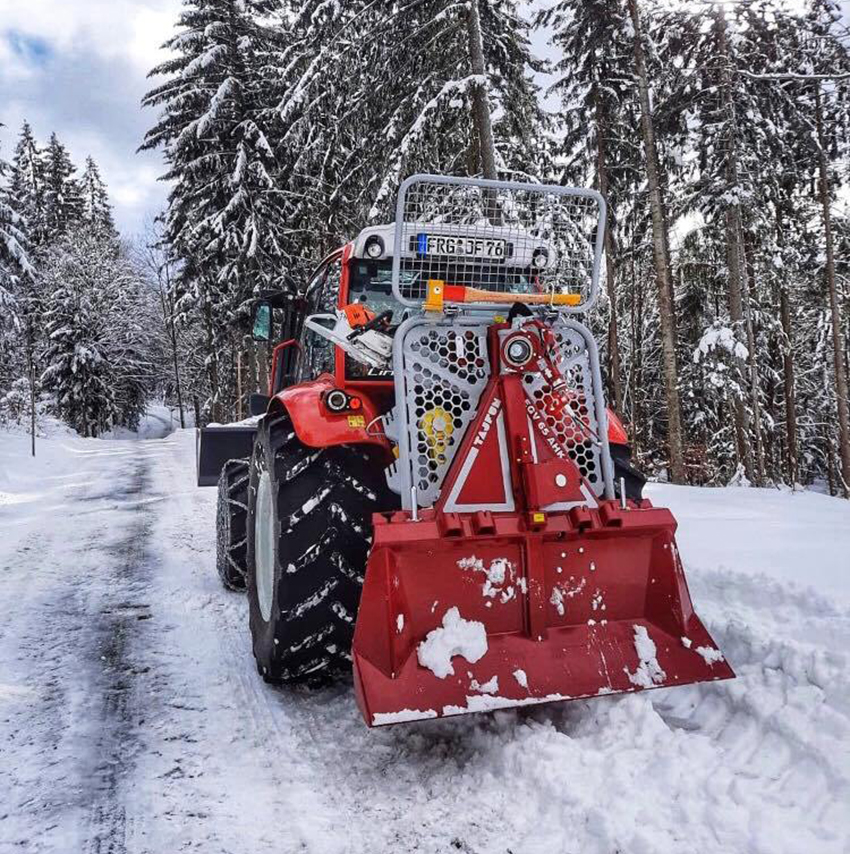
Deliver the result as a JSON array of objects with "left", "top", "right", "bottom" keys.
[{"left": 352, "top": 503, "right": 733, "bottom": 726}]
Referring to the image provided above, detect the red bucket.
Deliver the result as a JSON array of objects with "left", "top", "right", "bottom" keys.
[{"left": 352, "top": 502, "right": 733, "bottom": 726}]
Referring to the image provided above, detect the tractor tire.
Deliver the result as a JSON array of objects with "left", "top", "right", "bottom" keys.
[
  {"left": 246, "top": 409, "right": 397, "bottom": 684},
  {"left": 611, "top": 443, "right": 647, "bottom": 502},
  {"left": 216, "top": 458, "right": 250, "bottom": 591}
]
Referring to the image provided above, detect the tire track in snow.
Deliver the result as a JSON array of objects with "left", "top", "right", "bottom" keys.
[
  {"left": 214, "top": 548, "right": 850, "bottom": 851},
  {"left": 0, "top": 445, "right": 160, "bottom": 853},
  {"left": 74, "top": 459, "right": 159, "bottom": 854},
  {"left": 147, "top": 430, "right": 850, "bottom": 854},
  {"left": 135, "top": 432, "right": 348, "bottom": 853},
  {"left": 10, "top": 429, "right": 846, "bottom": 854}
]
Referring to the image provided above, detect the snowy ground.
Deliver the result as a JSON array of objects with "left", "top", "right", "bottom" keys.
[{"left": 1, "top": 424, "right": 849, "bottom": 854}]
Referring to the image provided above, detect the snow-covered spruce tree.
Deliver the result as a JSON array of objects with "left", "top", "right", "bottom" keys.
[
  {"left": 5, "top": 122, "right": 48, "bottom": 253},
  {"left": 0, "top": 129, "right": 35, "bottom": 413},
  {"left": 540, "top": 0, "right": 644, "bottom": 415},
  {"left": 42, "top": 133, "right": 83, "bottom": 243},
  {"left": 269, "top": 0, "right": 551, "bottom": 229},
  {"left": 803, "top": 0, "right": 850, "bottom": 495},
  {"left": 142, "top": 0, "right": 290, "bottom": 420},
  {"left": 39, "top": 232, "right": 117, "bottom": 436},
  {"left": 656, "top": 0, "right": 850, "bottom": 489},
  {"left": 79, "top": 156, "right": 116, "bottom": 236},
  {"left": 360, "top": 0, "right": 551, "bottom": 220},
  {"left": 764, "top": 0, "right": 850, "bottom": 494},
  {"left": 653, "top": 1, "right": 796, "bottom": 485},
  {"left": 39, "top": 228, "right": 158, "bottom": 436},
  {"left": 616, "top": 0, "right": 687, "bottom": 483},
  {"left": 259, "top": 1, "right": 368, "bottom": 255},
  {"left": 143, "top": 0, "right": 552, "bottom": 419},
  {"left": 0, "top": 143, "right": 31, "bottom": 303}
]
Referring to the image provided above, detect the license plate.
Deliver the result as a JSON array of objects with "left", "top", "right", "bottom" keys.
[{"left": 416, "top": 233, "right": 507, "bottom": 260}]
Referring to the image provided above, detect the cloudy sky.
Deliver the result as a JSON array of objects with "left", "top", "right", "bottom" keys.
[{"left": 0, "top": 0, "right": 181, "bottom": 238}]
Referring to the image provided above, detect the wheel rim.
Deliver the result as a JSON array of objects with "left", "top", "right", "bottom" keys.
[{"left": 255, "top": 470, "right": 275, "bottom": 622}]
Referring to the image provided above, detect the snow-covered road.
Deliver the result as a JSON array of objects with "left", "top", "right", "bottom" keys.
[{"left": 1, "top": 427, "right": 849, "bottom": 854}]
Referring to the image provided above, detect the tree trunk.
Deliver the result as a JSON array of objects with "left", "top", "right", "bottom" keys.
[
  {"left": 742, "top": 231, "right": 766, "bottom": 483},
  {"left": 594, "top": 87, "right": 624, "bottom": 413},
  {"left": 236, "top": 343, "right": 244, "bottom": 421},
  {"left": 716, "top": 7, "right": 755, "bottom": 483},
  {"left": 466, "top": 0, "right": 498, "bottom": 181},
  {"left": 247, "top": 335, "right": 258, "bottom": 398},
  {"left": 725, "top": 211, "right": 754, "bottom": 480},
  {"left": 202, "top": 295, "right": 221, "bottom": 424},
  {"left": 156, "top": 256, "right": 185, "bottom": 429},
  {"left": 257, "top": 341, "right": 270, "bottom": 395},
  {"left": 26, "top": 318, "right": 36, "bottom": 457},
  {"left": 779, "top": 285, "right": 798, "bottom": 484},
  {"left": 627, "top": 0, "right": 686, "bottom": 484},
  {"left": 631, "top": 248, "right": 645, "bottom": 457},
  {"left": 815, "top": 84, "right": 850, "bottom": 498},
  {"left": 776, "top": 201, "right": 798, "bottom": 485},
  {"left": 164, "top": 263, "right": 185, "bottom": 430},
  {"left": 826, "top": 434, "right": 837, "bottom": 497}
]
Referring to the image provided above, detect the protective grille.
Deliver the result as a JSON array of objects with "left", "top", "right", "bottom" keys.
[
  {"left": 522, "top": 323, "right": 604, "bottom": 496},
  {"left": 393, "top": 176, "right": 605, "bottom": 308},
  {"left": 401, "top": 323, "right": 491, "bottom": 506}
]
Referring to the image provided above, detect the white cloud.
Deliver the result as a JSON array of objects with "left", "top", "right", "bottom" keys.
[
  {"left": 0, "top": 0, "right": 181, "bottom": 237},
  {"left": 0, "top": 0, "right": 177, "bottom": 68}
]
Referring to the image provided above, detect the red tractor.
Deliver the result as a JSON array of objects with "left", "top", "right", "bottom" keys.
[{"left": 198, "top": 175, "right": 732, "bottom": 726}]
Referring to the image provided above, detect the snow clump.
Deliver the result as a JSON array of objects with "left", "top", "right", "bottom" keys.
[
  {"left": 696, "top": 645, "right": 725, "bottom": 665},
  {"left": 417, "top": 607, "right": 488, "bottom": 679},
  {"left": 457, "top": 555, "right": 515, "bottom": 601},
  {"left": 625, "top": 625, "right": 667, "bottom": 688},
  {"left": 470, "top": 675, "right": 499, "bottom": 694}
]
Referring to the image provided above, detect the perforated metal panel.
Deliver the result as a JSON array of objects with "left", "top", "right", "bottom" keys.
[
  {"left": 394, "top": 319, "right": 491, "bottom": 507},
  {"left": 520, "top": 322, "right": 606, "bottom": 497},
  {"left": 392, "top": 175, "right": 606, "bottom": 311}
]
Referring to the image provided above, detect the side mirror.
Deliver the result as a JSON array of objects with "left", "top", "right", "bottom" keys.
[{"left": 252, "top": 301, "right": 272, "bottom": 341}]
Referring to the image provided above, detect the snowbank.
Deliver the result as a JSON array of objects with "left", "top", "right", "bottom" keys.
[{"left": 650, "top": 482, "right": 850, "bottom": 605}]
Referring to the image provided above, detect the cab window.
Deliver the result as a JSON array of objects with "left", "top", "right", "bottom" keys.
[
  {"left": 299, "top": 257, "right": 342, "bottom": 380},
  {"left": 345, "top": 260, "right": 410, "bottom": 381}
]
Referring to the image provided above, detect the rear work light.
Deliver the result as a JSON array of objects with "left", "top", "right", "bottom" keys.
[{"left": 323, "top": 389, "right": 361, "bottom": 414}]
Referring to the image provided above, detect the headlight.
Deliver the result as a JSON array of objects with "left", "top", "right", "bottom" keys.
[
  {"left": 531, "top": 247, "right": 549, "bottom": 269},
  {"left": 365, "top": 236, "right": 384, "bottom": 259}
]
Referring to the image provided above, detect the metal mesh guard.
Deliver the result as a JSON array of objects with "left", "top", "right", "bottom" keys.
[
  {"left": 392, "top": 175, "right": 606, "bottom": 310},
  {"left": 401, "top": 323, "right": 491, "bottom": 507}
]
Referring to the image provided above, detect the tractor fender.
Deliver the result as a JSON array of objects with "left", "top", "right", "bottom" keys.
[
  {"left": 606, "top": 408, "right": 629, "bottom": 445},
  {"left": 272, "top": 375, "right": 391, "bottom": 453}
]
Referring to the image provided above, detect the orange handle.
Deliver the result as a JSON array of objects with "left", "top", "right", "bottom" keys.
[{"left": 447, "top": 285, "right": 581, "bottom": 307}]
